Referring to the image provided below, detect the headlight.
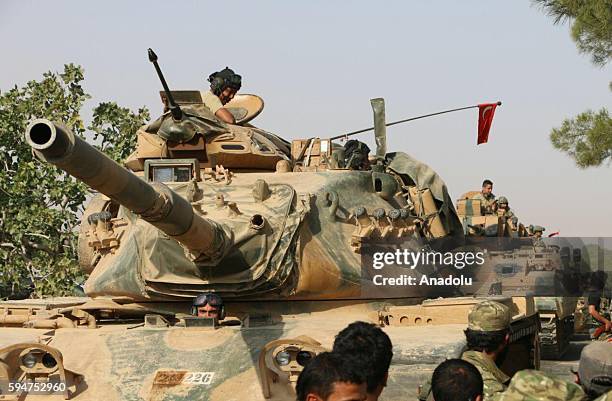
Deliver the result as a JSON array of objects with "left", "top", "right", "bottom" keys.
[
  {"left": 42, "top": 353, "right": 57, "bottom": 368},
  {"left": 275, "top": 351, "right": 291, "bottom": 366},
  {"left": 296, "top": 351, "right": 313, "bottom": 366},
  {"left": 22, "top": 352, "right": 37, "bottom": 368}
]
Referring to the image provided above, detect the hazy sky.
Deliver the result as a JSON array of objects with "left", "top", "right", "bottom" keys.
[{"left": 1, "top": 1, "right": 610, "bottom": 236}]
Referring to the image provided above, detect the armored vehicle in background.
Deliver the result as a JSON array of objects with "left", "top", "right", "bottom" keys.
[
  {"left": 456, "top": 191, "right": 581, "bottom": 359},
  {"left": 0, "top": 51, "right": 540, "bottom": 400}
]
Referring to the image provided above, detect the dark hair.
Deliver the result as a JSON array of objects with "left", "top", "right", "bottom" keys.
[
  {"left": 482, "top": 179, "right": 493, "bottom": 187},
  {"left": 464, "top": 328, "right": 508, "bottom": 353},
  {"left": 432, "top": 359, "right": 483, "bottom": 401},
  {"left": 296, "top": 352, "right": 365, "bottom": 401},
  {"left": 332, "top": 321, "right": 393, "bottom": 393}
]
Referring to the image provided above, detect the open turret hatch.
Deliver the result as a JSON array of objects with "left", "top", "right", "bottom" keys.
[{"left": 159, "top": 91, "right": 264, "bottom": 125}]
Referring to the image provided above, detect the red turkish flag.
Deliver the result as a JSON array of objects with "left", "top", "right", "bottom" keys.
[{"left": 477, "top": 102, "right": 499, "bottom": 144}]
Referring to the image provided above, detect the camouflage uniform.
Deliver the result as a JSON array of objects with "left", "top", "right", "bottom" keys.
[
  {"left": 532, "top": 226, "right": 546, "bottom": 248},
  {"left": 472, "top": 192, "right": 497, "bottom": 215},
  {"left": 491, "top": 370, "right": 586, "bottom": 401},
  {"left": 497, "top": 208, "right": 516, "bottom": 220},
  {"left": 419, "top": 301, "right": 513, "bottom": 401},
  {"left": 462, "top": 301, "right": 512, "bottom": 400}
]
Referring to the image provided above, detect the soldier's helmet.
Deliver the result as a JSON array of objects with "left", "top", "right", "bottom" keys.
[
  {"left": 467, "top": 300, "right": 511, "bottom": 332},
  {"left": 532, "top": 225, "right": 545, "bottom": 233},
  {"left": 498, "top": 196, "right": 508, "bottom": 205},
  {"left": 495, "top": 370, "right": 586, "bottom": 401},
  {"left": 577, "top": 342, "right": 612, "bottom": 396}
]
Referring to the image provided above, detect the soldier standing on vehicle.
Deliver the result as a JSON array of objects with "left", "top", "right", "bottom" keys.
[
  {"left": 202, "top": 67, "right": 242, "bottom": 124},
  {"left": 472, "top": 180, "right": 496, "bottom": 215},
  {"left": 461, "top": 301, "right": 512, "bottom": 400}
]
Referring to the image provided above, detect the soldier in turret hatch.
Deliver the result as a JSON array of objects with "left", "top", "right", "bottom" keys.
[
  {"left": 191, "top": 293, "right": 225, "bottom": 324},
  {"left": 202, "top": 67, "right": 242, "bottom": 124}
]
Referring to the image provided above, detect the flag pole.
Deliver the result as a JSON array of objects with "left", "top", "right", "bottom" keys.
[{"left": 330, "top": 101, "right": 502, "bottom": 141}]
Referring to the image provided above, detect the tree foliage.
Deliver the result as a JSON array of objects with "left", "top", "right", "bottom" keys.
[
  {"left": 533, "top": 0, "right": 612, "bottom": 66},
  {"left": 533, "top": 0, "right": 611, "bottom": 168},
  {"left": 0, "top": 65, "right": 149, "bottom": 298},
  {"left": 550, "top": 108, "right": 612, "bottom": 168}
]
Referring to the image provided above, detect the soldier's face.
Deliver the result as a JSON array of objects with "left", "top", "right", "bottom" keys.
[
  {"left": 197, "top": 304, "right": 220, "bottom": 319},
  {"left": 219, "top": 88, "right": 237, "bottom": 105},
  {"left": 482, "top": 184, "right": 492, "bottom": 196}
]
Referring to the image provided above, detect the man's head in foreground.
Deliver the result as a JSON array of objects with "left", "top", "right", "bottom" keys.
[
  {"left": 296, "top": 352, "right": 366, "bottom": 401},
  {"left": 332, "top": 321, "right": 393, "bottom": 400},
  {"left": 575, "top": 342, "right": 612, "bottom": 398},
  {"left": 465, "top": 300, "right": 511, "bottom": 356},
  {"left": 432, "top": 359, "right": 483, "bottom": 401}
]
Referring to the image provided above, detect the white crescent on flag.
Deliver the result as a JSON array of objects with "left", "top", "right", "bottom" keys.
[{"left": 481, "top": 105, "right": 493, "bottom": 119}]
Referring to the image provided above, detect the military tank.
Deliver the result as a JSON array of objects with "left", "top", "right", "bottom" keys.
[{"left": 0, "top": 51, "right": 540, "bottom": 400}]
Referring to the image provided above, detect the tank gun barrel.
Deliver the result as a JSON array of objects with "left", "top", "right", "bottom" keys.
[{"left": 25, "top": 119, "right": 226, "bottom": 260}]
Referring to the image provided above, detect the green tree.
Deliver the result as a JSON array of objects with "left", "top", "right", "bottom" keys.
[
  {"left": 532, "top": 0, "right": 611, "bottom": 66},
  {"left": 550, "top": 109, "right": 612, "bottom": 167},
  {"left": 0, "top": 65, "right": 149, "bottom": 298},
  {"left": 533, "top": 0, "right": 611, "bottom": 168}
]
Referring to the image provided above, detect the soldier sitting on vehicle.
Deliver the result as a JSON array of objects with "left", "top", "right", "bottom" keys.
[
  {"left": 496, "top": 197, "right": 518, "bottom": 231},
  {"left": 431, "top": 359, "right": 484, "bottom": 401},
  {"left": 191, "top": 292, "right": 225, "bottom": 324},
  {"left": 461, "top": 301, "right": 512, "bottom": 400},
  {"left": 495, "top": 197, "right": 516, "bottom": 220},
  {"left": 202, "top": 67, "right": 242, "bottom": 124},
  {"left": 530, "top": 226, "right": 546, "bottom": 249},
  {"left": 472, "top": 180, "right": 496, "bottom": 215},
  {"left": 333, "top": 321, "right": 393, "bottom": 401},
  {"left": 296, "top": 351, "right": 367, "bottom": 401}
]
